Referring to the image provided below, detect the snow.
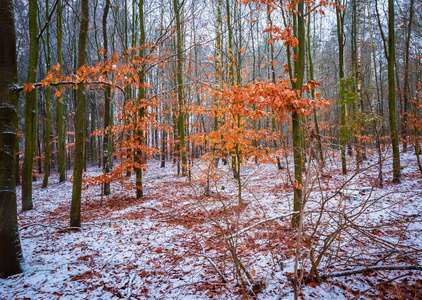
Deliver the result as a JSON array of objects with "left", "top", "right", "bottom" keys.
[{"left": 1, "top": 149, "right": 421, "bottom": 299}]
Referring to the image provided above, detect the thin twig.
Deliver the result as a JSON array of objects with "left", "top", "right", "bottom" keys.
[
  {"left": 321, "top": 265, "right": 422, "bottom": 279},
  {"left": 199, "top": 243, "right": 226, "bottom": 283},
  {"left": 228, "top": 211, "right": 298, "bottom": 239}
]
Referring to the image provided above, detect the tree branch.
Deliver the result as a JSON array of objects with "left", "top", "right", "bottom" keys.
[
  {"left": 228, "top": 211, "right": 299, "bottom": 239},
  {"left": 321, "top": 265, "right": 422, "bottom": 279}
]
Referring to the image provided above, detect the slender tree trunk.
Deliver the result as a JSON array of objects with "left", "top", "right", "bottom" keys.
[
  {"left": 136, "top": 0, "right": 146, "bottom": 198},
  {"left": 57, "top": 0, "right": 65, "bottom": 182},
  {"left": 173, "top": 0, "right": 187, "bottom": 176},
  {"left": 42, "top": 0, "right": 51, "bottom": 188},
  {"left": 103, "top": 0, "right": 111, "bottom": 196},
  {"left": 291, "top": 0, "right": 305, "bottom": 227},
  {"left": 387, "top": 0, "right": 401, "bottom": 182},
  {"left": 225, "top": 0, "right": 239, "bottom": 180},
  {"left": 336, "top": 1, "right": 347, "bottom": 175},
  {"left": 22, "top": 0, "right": 39, "bottom": 211},
  {"left": 402, "top": 0, "right": 414, "bottom": 152},
  {"left": 0, "top": 0, "right": 24, "bottom": 278},
  {"left": 267, "top": 5, "right": 283, "bottom": 170},
  {"left": 306, "top": 13, "right": 324, "bottom": 167},
  {"left": 368, "top": 5, "right": 383, "bottom": 187},
  {"left": 70, "top": 0, "right": 89, "bottom": 228},
  {"left": 355, "top": 0, "right": 366, "bottom": 164}
]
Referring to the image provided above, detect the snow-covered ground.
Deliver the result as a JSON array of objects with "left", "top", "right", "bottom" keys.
[{"left": 1, "top": 149, "right": 421, "bottom": 299}]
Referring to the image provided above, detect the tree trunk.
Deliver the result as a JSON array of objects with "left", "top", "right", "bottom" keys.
[
  {"left": 267, "top": 5, "right": 283, "bottom": 170},
  {"left": 0, "top": 0, "right": 24, "bottom": 278},
  {"left": 291, "top": 0, "right": 305, "bottom": 227},
  {"left": 42, "top": 0, "right": 51, "bottom": 188},
  {"left": 57, "top": 0, "right": 65, "bottom": 182},
  {"left": 387, "top": 0, "right": 401, "bottom": 182},
  {"left": 135, "top": 0, "right": 146, "bottom": 198},
  {"left": 22, "top": 0, "right": 39, "bottom": 211},
  {"left": 402, "top": 0, "right": 414, "bottom": 152},
  {"left": 173, "top": 0, "right": 187, "bottom": 176},
  {"left": 103, "top": 0, "right": 111, "bottom": 196},
  {"left": 306, "top": 13, "right": 324, "bottom": 167},
  {"left": 70, "top": 0, "right": 89, "bottom": 228},
  {"left": 336, "top": 0, "right": 347, "bottom": 175}
]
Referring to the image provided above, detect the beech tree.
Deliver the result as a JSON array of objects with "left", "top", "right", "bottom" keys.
[
  {"left": 0, "top": 0, "right": 23, "bottom": 278},
  {"left": 103, "top": 0, "right": 111, "bottom": 195},
  {"left": 22, "top": 0, "right": 39, "bottom": 211},
  {"left": 57, "top": 0, "right": 66, "bottom": 183},
  {"left": 336, "top": 0, "right": 347, "bottom": 175},
  {"left": 173, "top": 0, "right": 187, "bottom": 177},
  {"left": 136, "top": 0, "right": 146, "bottom": 198},
  {"left": 376, "top": 0, "right": 401, "bottom": 182},
  {"left": 70, "top": 0, "right": 89, "bottom": 228},
  {"left": 42, "top": 0, "right": 52, "bottom": 188},
  {"left": 291, "top": 0, "right": 306, "bottom": 227}
]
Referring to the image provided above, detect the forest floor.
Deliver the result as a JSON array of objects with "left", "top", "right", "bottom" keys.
[{"left": 1, "top": 149, "right": 422, "bottom": 299}]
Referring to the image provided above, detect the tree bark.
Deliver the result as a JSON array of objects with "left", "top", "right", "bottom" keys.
[
  {"left": 402, "top": 0, "right": 414, "bottom": 152},
  {"left": 136, "top": 0, "right": 146, "bottom": 198},
  {"left": 387, "top": 0, "right": 401, "bottom": 182},
  {"left": 42, "top": 0, "right": 51, "bottom": 188},
  {"left": 57, "top": 0, "right": 65, "bottom": 182},
  {"left": 22, "top": 0, "right": 39, "bottom": 211},
  {"left": 306, "top": 13, "right": 324, "bottom": 166},
  {"left": 292, "top": 0, "right": 305, "bottom": 227},
  {"left": 336, "top": 0, "right": 347, "bottom": 175},
  {"left": 173, "top": 0, "right": 187, "bottom": 176},
  {"left": 103, "top": 0, "right": 111, "bottom": 196},
  {"left": 70, "top": 0, "right": 89, "bottom": 227},
  {"left": 0, "top": 0, "right": 23, "bottom": 278}
]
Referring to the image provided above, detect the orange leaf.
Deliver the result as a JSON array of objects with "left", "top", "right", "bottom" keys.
[{"left": 23, "top": 83, "right": 34, "bottom": 92}]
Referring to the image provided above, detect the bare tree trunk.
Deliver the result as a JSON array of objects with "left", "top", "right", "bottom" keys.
[
  {"left": 336, "top": 0, "right": 347, "bottom": 175},
  {"left": 42, "top": 0, "right": 52, "bottom": 188},
  {"left": 307, "top": 13, "right": 324, "bottom": 167},
  {"left": 22, "top": 0, "right": 39, "bottom": 211},
  {"left": 102, "top": 0, "right": 111, "bottom": 196},
  {"left": 0, "top": 0, "right": 23, "bottom": 278},
  {"left": 402, "top": 0, "right": 414, "bottom": 152},
  {"left": 70, "top": 0, "right": 89, "bottom": 228},
  {"left": 173, "top": 0, "right": 187, "bottom": 176},
  {"left": 136, "top": 0, "right": 146, "bottom": 198},
  {"left": 387, "top": 0, "right": 401, "bottom": 182},
  {"left": 292, "top": 0, "right": 305, "bottom": 227},
  {"left": 57, "top": 0, "right": 66, "bottom": 182}
]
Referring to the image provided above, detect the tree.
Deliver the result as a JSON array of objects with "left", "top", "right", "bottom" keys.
[
  {"left": 402, "top": 0, "right": 414, "bottom": 151},
  {"left": 22, "top": 0, "right": 39, "bottom": 211},
  {"left": 0, "top": 0, "right": 23, "bottom": 278},
  {"left": 70, "top": 0, "right": 89, "bottom": 228},
  {"left": 376, "top": 0, "right": 401, "bottom": 182},
  {"left": 57, "top": 0, "right": 66, "bottom": 183},
  {"left": 173, "top": 0, "right": 187, "bottom": 177},
  {"left": 291, "top": 0, "right": 306, "bottom": 227},
  {"left": 336, "top": 0, "right": 347, "bottom": 175},
  {"left": 136, "top": 0, "right": 146, "bottom": 198},
  {"left": 103, "top": 0, "right": 111, "bottom": 196},
  {"left": 42, "top": 0, "right": 52, "bottom": 188},
  {"left": 306, "top": 13, "right": 324, "bottom": 166}
]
